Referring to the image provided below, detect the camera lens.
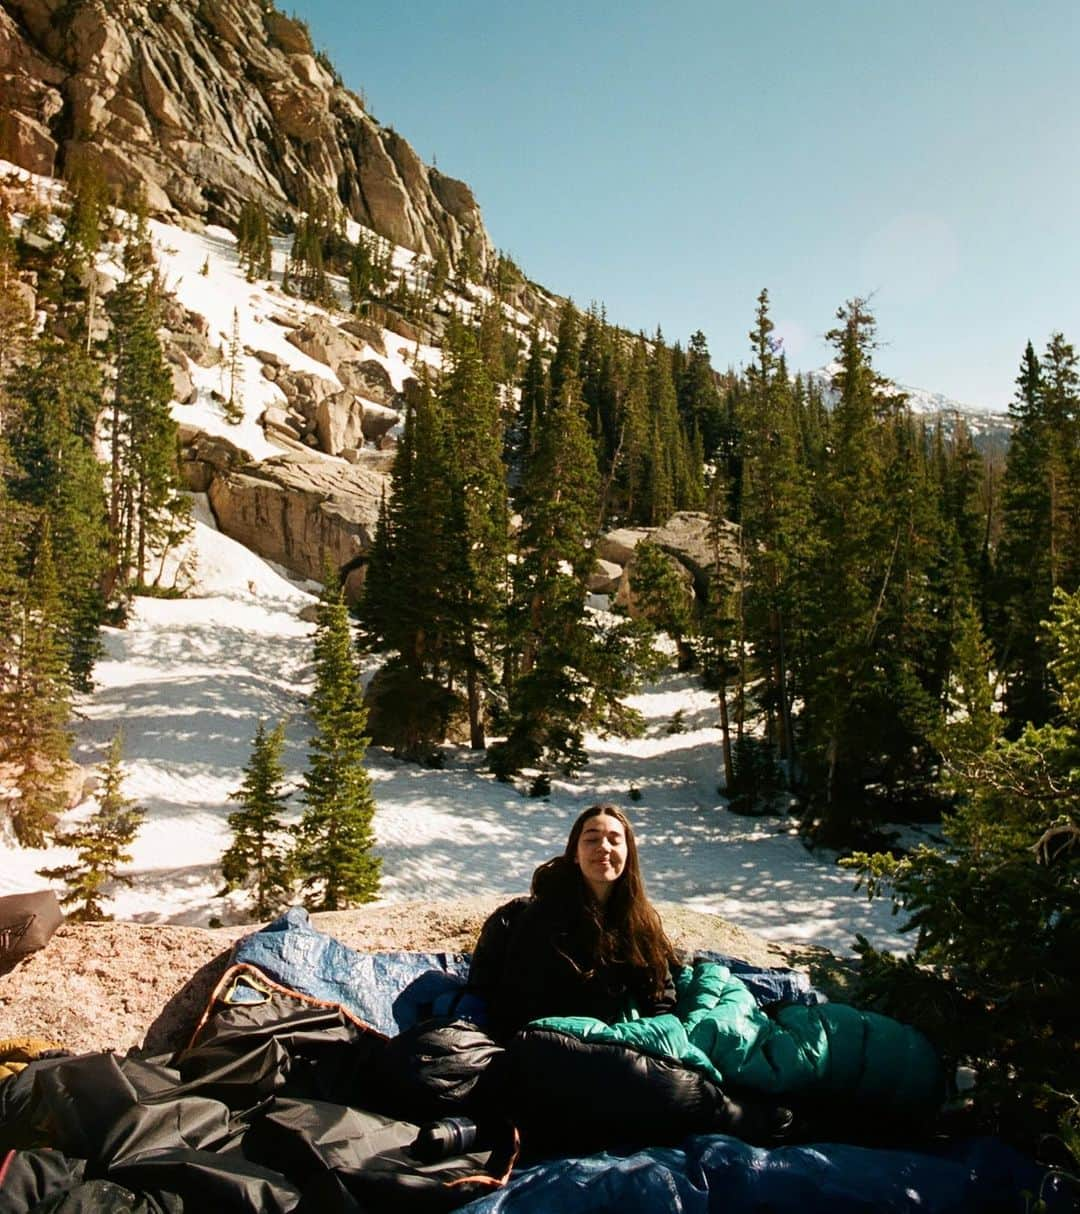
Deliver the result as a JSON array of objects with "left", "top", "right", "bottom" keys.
[{"left": 412, "top": 1116, "right": 478, "bottom": 1161}]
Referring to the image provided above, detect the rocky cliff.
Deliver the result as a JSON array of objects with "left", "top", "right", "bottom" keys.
[{"left": 0, "top": 0, "right": 493, "bottom": 272}]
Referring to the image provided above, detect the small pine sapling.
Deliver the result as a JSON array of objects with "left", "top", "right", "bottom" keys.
[
  {"left": 37, "top": 732, "right": 145, "bottom": 921},
  {"left": 223, "top": 307, "right": 244, "bottom": 423},
  {"left": 294, "top": 572, "right": 381, "bottom": 909},
  {"left": 221, "top": 719, "right": 294, "bottom": 920}
]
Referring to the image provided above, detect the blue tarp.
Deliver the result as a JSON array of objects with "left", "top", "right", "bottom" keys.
[
  {"left": 230, "top": 909, "right": 1073, "bottom": 1214},
  {"left": 233, "top": 907, "right": 473, "bottom": 1035}
]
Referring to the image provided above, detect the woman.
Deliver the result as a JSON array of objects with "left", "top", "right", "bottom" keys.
[{"left": 467, "top": 803, "right": 680, "bottom": 1040}]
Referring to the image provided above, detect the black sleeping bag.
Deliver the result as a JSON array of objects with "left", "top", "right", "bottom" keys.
[
  {"left": 0, "top": 976, "right": 516, "bottom": 1214},
  {"left": 502, "top": 1023, "right": 790, "bottom": 1157}
]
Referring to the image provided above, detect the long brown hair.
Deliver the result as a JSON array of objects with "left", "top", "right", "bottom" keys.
[{"left": 531, "top": 803, "right": 676, "bottom": 1001}]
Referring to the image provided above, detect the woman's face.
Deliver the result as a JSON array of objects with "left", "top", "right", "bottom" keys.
[{"left": 574, "top": 812, "right": 628, "bottom": 903}]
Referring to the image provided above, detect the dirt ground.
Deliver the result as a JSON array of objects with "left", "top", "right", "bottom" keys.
[{"left": 0, "top": 896, "right": 801, "bottom": 1057}]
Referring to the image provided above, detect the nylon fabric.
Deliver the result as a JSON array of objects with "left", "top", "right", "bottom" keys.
[
  {"left": 458, "top": 1134, "right": 1073, "bottom": 1214},
  {"left": 678, "top": 960, "right": 945, "bottom": 1110},
  {"left": 232, "top": 909, "right": 471, "bottom": 1035}
]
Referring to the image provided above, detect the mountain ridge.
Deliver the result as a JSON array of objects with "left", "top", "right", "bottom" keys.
[{"left": 0, "top": 0, "right": 493, "bottom": 273}]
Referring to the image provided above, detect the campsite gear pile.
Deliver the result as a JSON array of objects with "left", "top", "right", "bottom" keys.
[{"left": 0, "top": 908, "right": 1072, "bottom": 1212}]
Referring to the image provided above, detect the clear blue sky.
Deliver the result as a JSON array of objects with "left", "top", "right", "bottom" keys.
[{"left": 291, "top": 0, "right": 1079, "bottom": 409}]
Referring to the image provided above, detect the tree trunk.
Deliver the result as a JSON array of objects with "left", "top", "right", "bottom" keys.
[
  {"left": 776, "top": 611, "right": 797, "bottom": 785},
  {"left": 467, "top": 666, "right": 484, "bottom": 750},
  {"left": 718, "top": 679, "right": 734, "bottom": 793}
]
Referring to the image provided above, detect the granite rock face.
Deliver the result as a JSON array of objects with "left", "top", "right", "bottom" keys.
[
  {"left": 0, "top": 0, "right": 494, "bottom": 273},
  {"left": 206, "top": 449, "right": 386, "bottom": 586}
]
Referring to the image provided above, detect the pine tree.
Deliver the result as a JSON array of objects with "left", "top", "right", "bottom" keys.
[
  {"left": 845, "top": 588, "right": 1079, "bottom": 1149},
  {"left": 430, "top": 246, "right": 450, "bottom": 300},
  {"left": 237, "top": 200, "right": 272, "bottom": 281},
  {"left": 994, "top": 341, "right": 1054, "bottom": 724},
  {"left": 348, "top": 234, "right": 375, "bottom": 312},
  {"left": 223, "top": 307, "right": 244, "bottom": 423},
  {"left": 629, "top": 540, "right": 696, "bottom": 668},
  {"left": 440, "top": 325, "right": 509, "bottom": 748},
  {"left": 5, "top": 334, "right": 108, "bottom": 689},
  {"left": 221, "top": 720, "right": 294, "bottom": 920},
  {"left": 358, "top": 372, "right": 458, "bottom": 758},
  {"left": 516, "top": 321, "right": 547, "bottom": 467},
  {"left": 800, "top": 299, "right": 899, "bottom": 830},
  {"left": 1042, "top": 332, "right": 1080, "bottom": 590},
  {"left": 493, "top": 368, "right": 603, "bottom": 778},
  {"left": 0, "top": 522, "right": 72, "bottom": 846},
  {"left": 37, "top": 732, "right": 144, "bottom": 920},
  {"left": 295, "top": 575, "right": 380, "bottom": 909},
  {"left": 578, "top": 305, "right": 618, "bottom": 461},
  {"left": 51, "top": 162, "right": 107, "bottom": 350},
  {"left": 0, "top": 199, "right": 31, "bottom": 414},
  {"left": 701, "top": 474, "right": 738, "bottom": 791},
  {"left": 615, "top": 337, "right": 651, "bottom": 523},
  {"left": 284, "top": 212, "right": 335, "bottom": 306},
  {"left": 740, "top": 291, "right": 812, "bottom": 776},
  {"left": 357, "top": 490, "right": 394, "bottom": 649},
  {"left": 105, "top": 211, "right": 189, "bottom": 593},
  {"left": 679, "top": 329, "right": 724, "bottom": 458},
  {"left": 548, "top": 299, "right": 580, "bottom": 413},
  {"left": 645, "top": 336, "right": 701, "bottom": 519}
]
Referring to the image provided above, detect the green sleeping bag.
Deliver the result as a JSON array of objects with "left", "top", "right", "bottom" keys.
[{"left": 531, "top": 959, "right": 945, "bottom": 1118}]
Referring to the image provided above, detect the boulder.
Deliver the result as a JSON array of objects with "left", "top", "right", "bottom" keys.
[
  {"left": 263, "top": 9, "right": 313, "bottom": 55},
  {"left": 336, "top": 358, "right": 396, "bottom": 407},
  {"left": 342, "top": 563, "right": 366, "bottom": 607},
  {"left": 651, "top": 512, "right": 740, "bottom": 596},
  {"left": 261, "top": 405, "right": 301, "bottom": 441},
  {"left": 160, "top": 298, "right": 209, "bottom": 337},
  {"left": 597, "top": 528, "right": 649, "bottom": 566},
  {"left": 168, "top": 357, "right": 195, "bottom": 405},
  {"left": 358, "top": 447, "right": 397, "bottom": 475},
  {"left": 0, "top": 109, "right": 57, "bottom": 176},
  {"left": 177, "top": 425, "right": 252, "bottom": 494},
  {"left": 57, "top": 759, "right": 88, "bottom": 809},
  {"left": 168, "top": 330, "right": 221, "bottom": 368},
  {"left": 339, "top": 316, "right": 386, "bottom": 356},
  {"left": 6, "top": 278, "right": 36, "bottom": 326},
  {"left": 207, "top": 451, "right": 388, "bottom": 583},
  {"left": 274, "top": 370, "right": 336, "bottom": 422},
  {"left": 359, "top": 402, "right": 399, "bottom": 444},
  {"left": 587, "top": 558, "right": 623, "bottom": 594},
  {"left": 285, "top": 315, "right": 364, "bottom": 371},
  {"left": 381, "top": 309, "right": 424, "bottom": 344},
  {"left": 315, "top": 391, "right": 365, "bottom": 455}
]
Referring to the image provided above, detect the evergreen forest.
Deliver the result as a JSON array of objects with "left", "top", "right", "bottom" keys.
[{"left": 0, "top": 174, "right": 1077, "bottom": 1161}]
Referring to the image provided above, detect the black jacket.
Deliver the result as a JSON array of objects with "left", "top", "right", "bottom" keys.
[{"left": 467, "top": 895, "right": 677, "bottom": 1041}]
